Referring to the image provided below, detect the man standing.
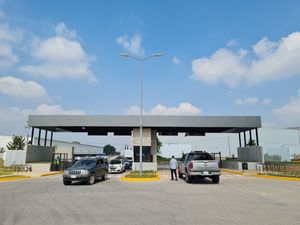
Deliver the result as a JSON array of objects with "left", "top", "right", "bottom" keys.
[{"left": 169, "top": 155, "right": 178, "bottom": 181}]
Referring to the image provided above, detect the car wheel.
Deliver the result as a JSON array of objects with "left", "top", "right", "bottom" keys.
[
  {"left": 88, "top": 174, "right": 95, "bottom": 185},
  {"left": 185, "top": 171, "right": 191, "bottom": 183},
  {"left": 63, "top": 180, "right": 71, "bottom": 185},
  {"left": 212, "top": 176, "right": 220, "bottom": 184},
  {"left": 102, "top": 172, "right": 107, "bottom": 180},
  {"left": 178, "top": 170, "right": 183, "bottom": 178}
]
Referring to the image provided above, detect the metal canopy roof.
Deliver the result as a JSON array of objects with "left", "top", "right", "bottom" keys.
[{"left": 28, "top": 115, "right": 261, "bottom": 136}]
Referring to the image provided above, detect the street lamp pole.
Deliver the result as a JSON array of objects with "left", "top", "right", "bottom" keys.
[{"left": 121, "top": 52, "right": 163, "bottom": 176}]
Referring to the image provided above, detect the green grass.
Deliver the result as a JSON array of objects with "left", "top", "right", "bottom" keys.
[
  {"left": 157, "top": 155, "right": 170, "bottom": 163},
  {"left": 259, "top": 172, "right": 300, "bottom": 178},
  {"left": 0, "top": 169, "right": 13, "bottom": 176},
  {"left": 125, "top": 170, "right": 158, "bottom": 178}
]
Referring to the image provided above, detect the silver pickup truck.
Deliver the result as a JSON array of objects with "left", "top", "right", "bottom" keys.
[{"left": 178, "top": 151, "right": 221, "bottom": 183}]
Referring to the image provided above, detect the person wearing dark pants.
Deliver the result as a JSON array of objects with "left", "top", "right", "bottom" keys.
[{"left": 169, "top": 155, "right": 178, "bottom": 181}]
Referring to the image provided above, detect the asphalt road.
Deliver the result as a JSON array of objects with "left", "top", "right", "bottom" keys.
[{"left": 0, "top": 171, "right": 300, "bottom": 225}]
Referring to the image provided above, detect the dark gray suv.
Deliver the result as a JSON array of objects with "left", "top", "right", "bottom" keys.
[{"left": 63, "top": 157, "right": 108, "bottom": 185}]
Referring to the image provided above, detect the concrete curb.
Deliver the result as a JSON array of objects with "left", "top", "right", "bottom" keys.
[
  {"left": 40, "top": 171, "right": 63, "bottom": 177},
  {"left": 0, "top": 175, "right": 32, "bottom": 182},
  {"left": 255, "top": 174, "right": 300, "bottom": 182},
  {"left": 221, "top": 169, "right": 244, "bottom": 175}
]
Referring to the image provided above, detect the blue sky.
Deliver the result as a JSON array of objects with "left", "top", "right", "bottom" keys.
[{"left": 1, "top": 0, "right": 300, "bottom": 145}]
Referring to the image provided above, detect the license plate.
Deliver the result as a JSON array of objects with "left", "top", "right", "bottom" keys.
[
  {"left": 71, "top": 175, "right": 76, "bottom": 179},
  {"left": 203, "top": 171, "right": 209, "bottom": 175}
]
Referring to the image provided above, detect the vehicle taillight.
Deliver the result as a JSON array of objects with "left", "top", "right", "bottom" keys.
[{"left": 189, "top": 161, "right": 193, "bottom": 169}]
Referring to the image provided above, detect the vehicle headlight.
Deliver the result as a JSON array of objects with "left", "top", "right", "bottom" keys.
[
  {"left": 64, "top": 170, "right": 69, "bottom": 175},
  {"left": 81, "top": 170, "right": 89, "bottom": 175}
]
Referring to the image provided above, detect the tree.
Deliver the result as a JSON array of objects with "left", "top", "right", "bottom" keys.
[
  {"left": 103, "top": 144, "right": 116, "bottom": 155},
  {"left": 6, "top": 136, "right": 26, "bottom": 150},
  {"left": 156, "top": 137, "right": 163, "bottom": 154},
  {"left": 247, "top": 139, "right": 256, "bottom": 146}
]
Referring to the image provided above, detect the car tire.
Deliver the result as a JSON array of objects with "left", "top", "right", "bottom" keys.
[
  {"left": 185, "top": 170, "right": 191, "bottom": 183},
  {"left": 63, "top": 180, "right": 71, "bottom": 185},
  {"left": 88, "top": 174, "right": 95, "bottom": 185},
  {"left": 212, "top": 176, "right": 220, "bottom": 184},
  {"left": 178, "top": 170, "right": 183, "bottom": 178},
  {"left": 102, "top": 172, "right": 107, "bottom": 181}
]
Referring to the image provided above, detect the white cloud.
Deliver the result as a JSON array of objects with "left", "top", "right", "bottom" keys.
[
  {"left": 127, "top": 102, "right": 202, "bottom": 116},
  {"left": 0, "top": 76, "right": 47, "bottom": 99},
  {"left": 191, "top": 32, "right": 300, "bottom": 87},
  {"left": 272, "top": 90, "right": 300, "bottom": 127},
  {"left": 127, "top": 105, "right": 142, "bottom": 115},
  {"left": 0, "top": 107, "right": 31, "bottom": 136},
  {"left": 19, "top": 23, "right": 96, "bottom": 81},
  {"left": 0, "top": 43, "right": 18, "bottom": 68},
  {"left": 0, "top": 104, "right": 85, "bottom": 135},
  {"left": 116, "top": 34, "right": 144, "bottom": 56},
  {"left": 235, "top": 97, "right": 272, "bottom": 105},
  {"left": 33, "top": 104, "right": 85, "bottom": 115},
  {"left": 0, "top": 10, "right": 5, "bottom": 18},
  {"left": 235, "top": 97, "right": 259, "bottom": 105},
  {"left": 150, "top": 103, "right": 201, "bottom": 115},
  {"left": 252, "top": 37, "right": 277, "bottom": 59},
  {"left": 262, "top": 98, "right": 272, "bottom": 104},
  {"left": 172, "top": 56, "right": 180, "bottom": 65},
  {"left": 227, "top": 39, "right": 238, "bottom": 47},
  {"left": 0, "top": 23, "right": 21, "bottom": 70},
  {"left": 191, "top": 49, "right": 247, "bottom": 87},
  {"left": 54, "top": 22, "right": 76, "bottom": 39}
]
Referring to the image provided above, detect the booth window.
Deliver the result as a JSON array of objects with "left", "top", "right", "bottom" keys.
[{"left": 133, "top": 146, "right": 153, "bottom": 162}]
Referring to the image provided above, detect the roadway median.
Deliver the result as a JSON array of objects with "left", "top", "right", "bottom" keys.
[{"left": 120, "top": 170, "right": 160, "bottom": 182}]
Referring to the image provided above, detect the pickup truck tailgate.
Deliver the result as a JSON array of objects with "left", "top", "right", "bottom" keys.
[{"left": 191, "top": 160, "right": 219, "bottom": 172}]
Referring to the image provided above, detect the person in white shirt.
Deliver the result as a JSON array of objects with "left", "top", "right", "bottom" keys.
[{"left": 169, "top": 155, "right": 178, "bottom": 181}]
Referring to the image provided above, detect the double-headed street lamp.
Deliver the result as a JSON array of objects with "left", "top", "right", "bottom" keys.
[{"left": 121, "top": 52, "right": 163, "bottom": 176}]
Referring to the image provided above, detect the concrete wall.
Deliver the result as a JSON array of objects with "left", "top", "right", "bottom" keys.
[
  {"left": 34, "top": 137, "right": 103, "bottom": 155},
  {"left": 132, "top": 128, "right": 158, "bottom": 170},
  {"left": 132, "top": 128, "right": 152, "bottom": 146},
  {"left": 222, "top": 161, "right": 259, "bottom": 171},
  {"left": 238, "top": 146, "right": 263, "bottom": 162},
  {"left": 55, "top": 146, "right": 74, "bottom": 161},
  {"left": 26, "top": 145, "right": 54, "bottom": 163},
  {"left": 222, "top": 161, "right": 239, "bottom": 170},
  {"left": 30, "top": 163, "right": 51, "bottom": 172},
  {"left": 3, "top": 150, "right": 26, "bottom": 166},
  {"left": 133, "top": 162, "right": 157, "bottom": 171}
]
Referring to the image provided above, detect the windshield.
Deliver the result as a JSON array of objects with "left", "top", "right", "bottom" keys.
[
  {"left": 110, "top": 160, "right": 121, "bottom": 164},
  {"left": 73, "top": 159, "right": 96, "bottom": 167},
  {"left": 188, "top": 153, "right": 213, "bottom": 161}
]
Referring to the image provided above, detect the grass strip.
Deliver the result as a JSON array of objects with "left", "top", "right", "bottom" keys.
[
  {"left": 258, "top": 173, "right": 300, "bottom": 178},
  {"left": 125, "top": 170, "right": 158, "bottom": 178}
]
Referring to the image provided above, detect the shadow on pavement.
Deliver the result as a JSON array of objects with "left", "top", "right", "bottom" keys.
[{"left": 67, "top": 178, "right": 111, "bottom": 186}]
